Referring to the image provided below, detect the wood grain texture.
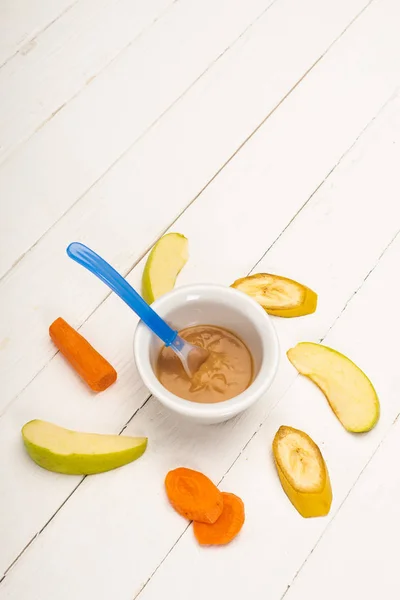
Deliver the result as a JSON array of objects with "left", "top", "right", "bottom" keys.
[
  {"left": 0, "top": 0, "right": 175, "bottom": 162},
  {"left": 0, "top": 0, "right": 76, "bottom": 68},
  {"left": 1, "top": 66, "right": 399, "bottom": 598},
  {"left": 2, "top": 0, "right": 400, "bottom": 597},
  {"left": 0, "top": 0, "right": 274, "bottom": 278},
  {"left": 136, "top": 232, "right": 400, "bottom": 600},
  {"left": 285, "top": 415, "right": 400, "bottom": 600},
  {"left": 0, "top": 0, "right": 384, "bottom": 416}
]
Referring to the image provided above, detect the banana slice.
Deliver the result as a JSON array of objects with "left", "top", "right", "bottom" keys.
[
  {"left": 231, "top": 273, "right": 317, "bottom": 317},
  {"left": 272, "top": 426, "right": 332, "bottom": 517}
]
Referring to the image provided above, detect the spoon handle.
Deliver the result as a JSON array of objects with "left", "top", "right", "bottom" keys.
[{"left": 67, "top": 242, "right": 178, "bottom": 347}]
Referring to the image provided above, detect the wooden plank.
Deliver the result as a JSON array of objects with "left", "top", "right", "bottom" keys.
[
  {"left": 0, "top": 0, "right": 76, "bottom": 68},
  {"left": 0, "top": 0, "right": 185, "bottom": 164},
  {"left": 1, "top": 71, "right": 399, "bottom": 594},
  {"left": 134, "top": 232, "right": 400, "bottom": 600},
  {"left": 0, "top": 0, "right": 274, "bottom": 278},
  {"left": 284, "top": 415, "right": 400, "bottom": 600},
  {"left": 0, "top": 0, "right": 386, "bottom": 415}
]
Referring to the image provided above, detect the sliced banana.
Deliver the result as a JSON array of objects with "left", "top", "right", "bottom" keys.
[
  {"left": 231, "top": 273, "right": 317, "bottom": 317},
  {"left": 273, "top": 426, "right": 332, "bottom": 517}
]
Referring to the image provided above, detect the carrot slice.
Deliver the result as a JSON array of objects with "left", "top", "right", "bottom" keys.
[
  {"left": 49, "top": 317, "right": 117, "bottom": 392},
  {"left": 165, "top": 467, "right": 223, "bottom": 524},
  {"left": 193, "top": 492, "right": 245, "bottom": 546}
]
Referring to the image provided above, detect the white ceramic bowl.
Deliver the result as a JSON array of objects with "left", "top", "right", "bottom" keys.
[{"left": 134, "top": 284, "right": 279, "bottom": 424}]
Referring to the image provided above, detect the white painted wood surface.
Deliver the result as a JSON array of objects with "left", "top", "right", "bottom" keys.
[
  {"left": 0, "top": 0, "right": 76, "bottom": 67},
  {"left": 0, "top": 0, "right": 275, "bottom": 278},
  {"left": 0, "top": 0, "right": 384, "bottom": 416},
  {"left": 1, "top": 0, "right": 399, "bottom": 598}
]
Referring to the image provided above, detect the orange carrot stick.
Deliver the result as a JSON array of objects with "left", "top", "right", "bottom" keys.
[
  {"left": 193, "top": 492, "right": 245, "bottom": 545},
  {"left": 165, "top": 467, "right": 223, "bottom": 524},
  {"left": 49, "top": 317, "right": 117, "bottom": 392}
]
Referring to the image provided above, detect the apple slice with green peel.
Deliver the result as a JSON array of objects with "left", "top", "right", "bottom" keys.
[
  {"left": 231, "top": 273, "right": 317, "bottom": 317},
  {"left": 142, "top": 233, "right": 188, "bottom": 303},
  {"left": 287, "top": 342, "right": 380, "bottom": 432},
  {"left": 22, "top": 420, "right": 148, "bottom": 475},
  {"left": 273, "top": 425, "right": 332, "bottom": 518}
]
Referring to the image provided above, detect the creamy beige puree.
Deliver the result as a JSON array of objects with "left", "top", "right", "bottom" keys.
[{"left": 156, "top": 325, "right": 253, "bottom": 403}]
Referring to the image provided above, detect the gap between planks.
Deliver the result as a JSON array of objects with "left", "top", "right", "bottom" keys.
[
  {"left": 0, "top": 82, "right": 394, "bottom": 582},
  {"left": 0, "top": 0, "right": 377, "bottom": 424},
  {"left": 132, "top": 226, "right": 400, "bottom": 600},
  {"left": 0, "top": 0, "right": 79, "bottom": 70},
  {"left": 0, "top": 0, "right": 180, "bottom": 167},
  {"left": 1, "top": 391, "right": 152, "bottom": 579},
  {"left": 248, "top": 82, "right": 397, "bottom": 276},
  {"left": 0, "top": 0, "right": 372, "bottom": 285},
  {"left": 279, "top": 350, "right": 400, "bottom": 600}
]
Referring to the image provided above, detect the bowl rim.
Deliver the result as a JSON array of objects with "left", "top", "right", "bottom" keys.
[{"left": 133, "top": 283, "right": 280, "bottom": 420}]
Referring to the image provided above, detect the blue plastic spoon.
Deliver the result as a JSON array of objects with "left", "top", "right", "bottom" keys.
[{"left": 67, "top": 242, "right": 208, "bottom": 377}]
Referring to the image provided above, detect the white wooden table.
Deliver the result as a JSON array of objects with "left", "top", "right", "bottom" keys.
[{"left": 1, "top": 0, "right": 400, "bottom": 598}]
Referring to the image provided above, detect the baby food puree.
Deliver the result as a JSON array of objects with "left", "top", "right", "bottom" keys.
[{"left": 156, "top": 325, "right": 253, "bottom": 403}]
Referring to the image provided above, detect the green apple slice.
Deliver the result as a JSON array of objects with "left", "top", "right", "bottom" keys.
[
  {"left": 142, "top": 233, "right": 188, "bottom": 303},
  {"left": 22, "top": 420, "right": 148, "bottom": 475},
  {"left": 287, "top": 342, "right": 380, "bottom": 432}
]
